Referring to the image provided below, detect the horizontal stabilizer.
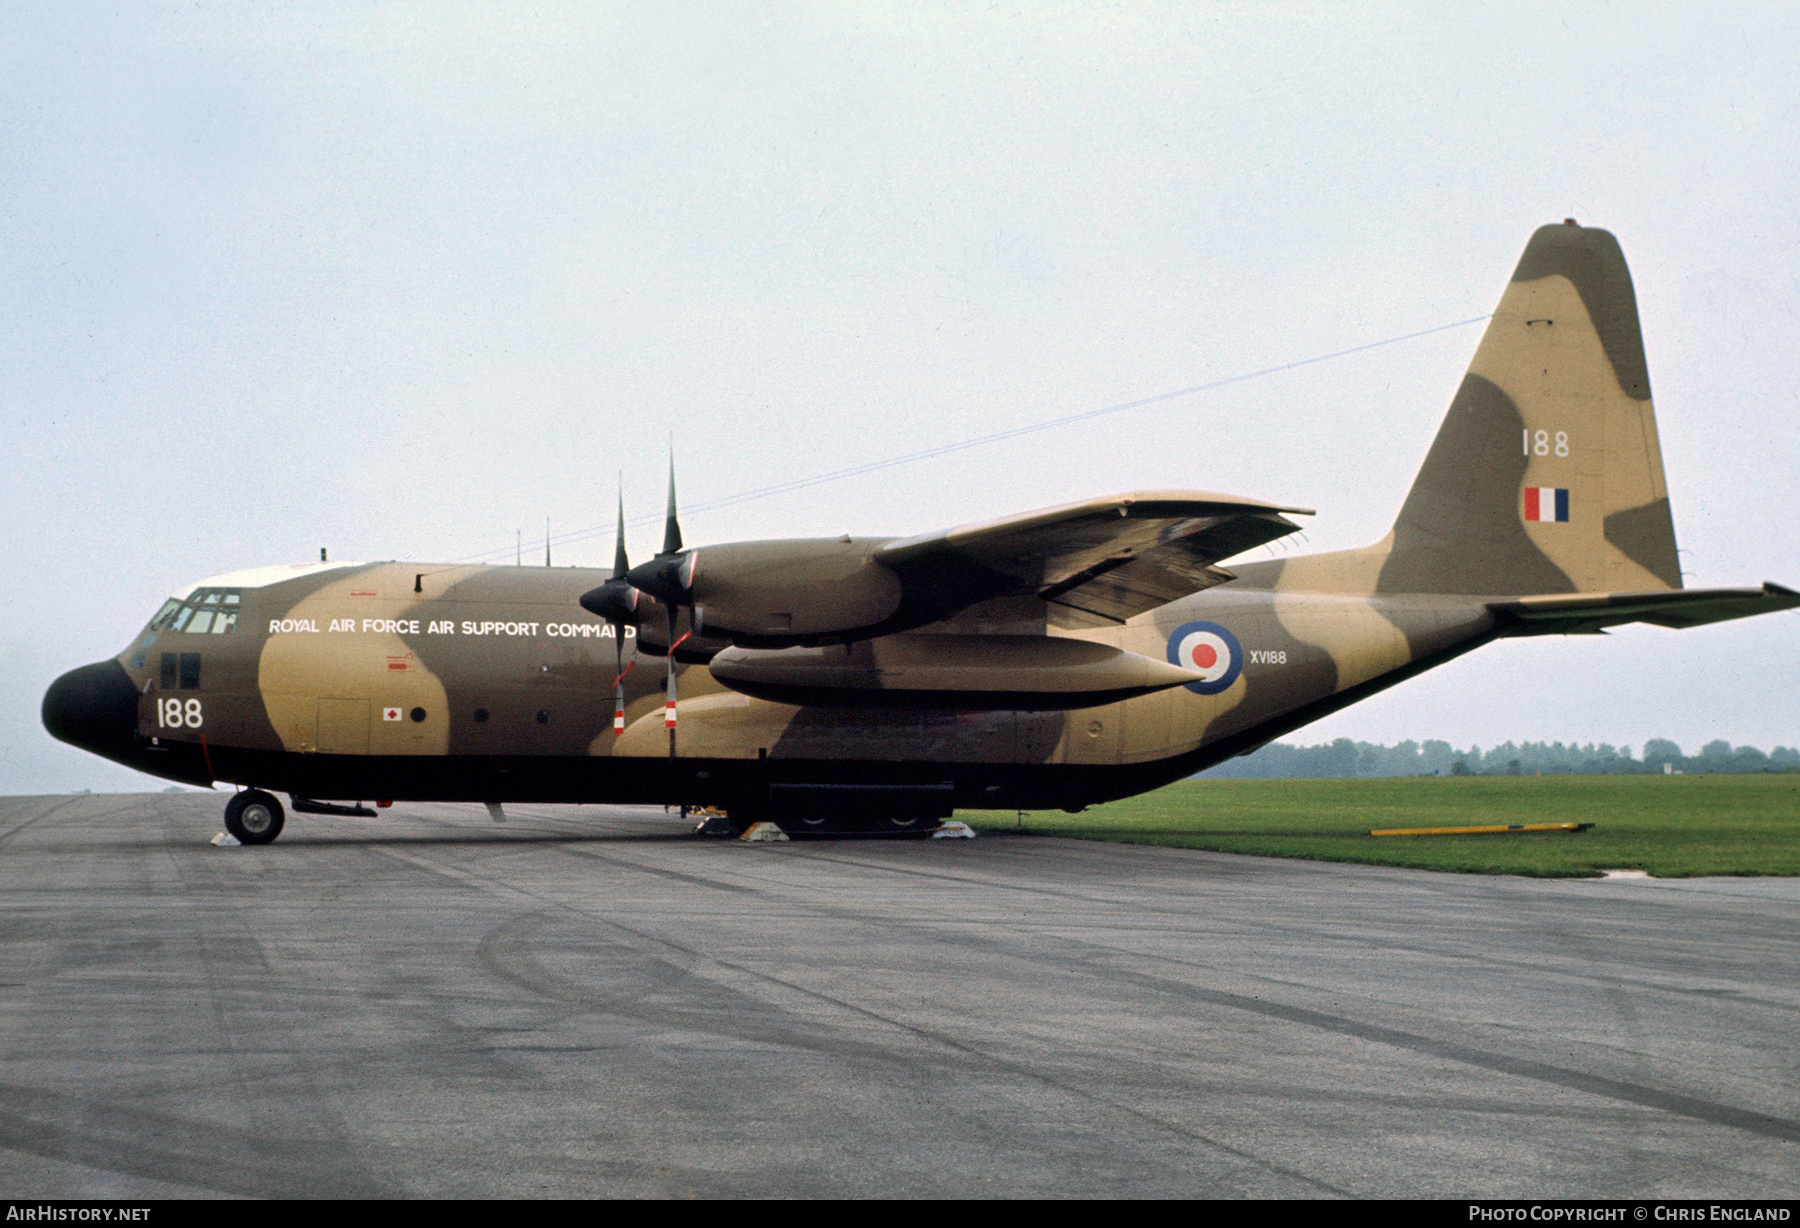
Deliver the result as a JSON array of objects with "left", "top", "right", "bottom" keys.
[{"left": 1490, "top": 583, "right": 1800, "bottom": 635}]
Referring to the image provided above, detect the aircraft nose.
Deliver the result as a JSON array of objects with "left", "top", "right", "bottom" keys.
[{"left": 42, "top": 659, "right": 141, "bottom": 758}]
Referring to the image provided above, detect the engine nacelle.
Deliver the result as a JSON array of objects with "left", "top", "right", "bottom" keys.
[{"left": 637, "top": 537, "right": 907, "bottom": 647}]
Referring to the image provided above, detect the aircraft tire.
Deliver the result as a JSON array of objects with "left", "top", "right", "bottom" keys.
[
  {"left": 768, "top": 813, "right": 940, "bottom": 838},
  {"left": 224, "top": 790, "right": 285, "bottom": 845}
]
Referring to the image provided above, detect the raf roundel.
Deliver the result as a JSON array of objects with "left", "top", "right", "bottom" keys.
[{"left": 1166, "top": 620, "right": 1243, "bottom": 695}]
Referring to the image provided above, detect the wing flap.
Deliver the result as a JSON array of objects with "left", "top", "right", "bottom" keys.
[
  {"left": 878, "top": 490, "right": 1309, "bottom": 624},
  {"left": 1041, "top": 555, "right": 1239, "bottom": 623}
]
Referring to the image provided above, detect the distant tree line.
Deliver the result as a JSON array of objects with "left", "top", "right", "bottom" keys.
[{"left": 1200, "top": 738, "right": 1800, "bottom": 779}]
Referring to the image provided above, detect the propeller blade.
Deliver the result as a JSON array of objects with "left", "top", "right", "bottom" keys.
[
  {"left": 661, "top": 455, "right": 683, "bottom": 557},
  {"left": 611, "top": 483, "right": 629, "bottom": 580},
  {"left": 612, "top": 659, "right": 632, "bottom": 734},
  {"left": 580, "top": 488, "right": 644, "bottom": 628},
  {"left": 597, "top": 482, "right": 635, "bottom": 735}
]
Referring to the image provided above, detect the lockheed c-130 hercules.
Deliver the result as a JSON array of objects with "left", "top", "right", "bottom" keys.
[{"left": 42, "top": 222, "right": 1799, "bottom": 843}]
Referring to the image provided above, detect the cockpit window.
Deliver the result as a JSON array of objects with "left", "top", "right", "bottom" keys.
[{"left": 152, "top": 589, "right": 242, "bottom": 635}]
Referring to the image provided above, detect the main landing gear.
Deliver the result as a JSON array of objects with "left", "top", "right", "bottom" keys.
[
  {"left": 778, "top": 813, "right": 941, "bottom": 837},
  {"left": 223, "top": 789, "right": 285, "bottom": 845},
  {"left": 692, "top": 809, "right": 944, "bottom": 838}
]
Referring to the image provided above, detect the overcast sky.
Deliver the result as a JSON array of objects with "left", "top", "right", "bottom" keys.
[{"left": 5, "top": 3, "right": 1797, "bottom": 793}]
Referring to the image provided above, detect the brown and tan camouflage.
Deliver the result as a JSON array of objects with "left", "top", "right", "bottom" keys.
[{"left": 43, "top": 224, "right": 1798, "bottom": 840}]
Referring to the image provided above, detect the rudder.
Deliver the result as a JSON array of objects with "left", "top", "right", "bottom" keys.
[{"left": 1378, "top": 222, "right": 1681, "bottom": 596}]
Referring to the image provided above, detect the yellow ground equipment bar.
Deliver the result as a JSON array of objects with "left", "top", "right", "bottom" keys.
[{"left": 1369, "top": 822, "right": 1594, "bottom": 837}]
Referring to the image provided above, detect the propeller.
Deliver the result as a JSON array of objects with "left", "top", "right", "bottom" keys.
[
  {"left": 628, "top": 459, "right": 694, "bottom": 752},
  {"left": 577, "top": 487, "right": 642, "bottom": 734},
  {"left": 583, "top": 459, "right": 696, "bottom": 749}
]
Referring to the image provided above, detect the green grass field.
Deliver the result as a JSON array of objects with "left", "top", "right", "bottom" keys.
[{"left": 962, "top": 774, "right": 1800, "bottom": 877}]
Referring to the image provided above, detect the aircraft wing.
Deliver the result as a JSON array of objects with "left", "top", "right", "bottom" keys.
[
  {"left": 876, "top": 491, "right": 1311, "bottom": 625},
  {"left": 1490, "top": 583, "right": 1800, "bottom": 635}
]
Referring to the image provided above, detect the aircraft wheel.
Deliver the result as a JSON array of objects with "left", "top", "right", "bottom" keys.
[{"left": 224, "top": 790, "right": 285, "bottom": 845}]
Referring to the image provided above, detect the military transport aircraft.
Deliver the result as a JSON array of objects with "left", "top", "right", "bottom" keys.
[{"left": 42, "top": 222, "right": 1799, "bottom": 843}]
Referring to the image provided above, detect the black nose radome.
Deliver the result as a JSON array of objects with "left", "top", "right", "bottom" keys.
[{"left": 43, "top": 658, "right": 140, "bottom": 759}]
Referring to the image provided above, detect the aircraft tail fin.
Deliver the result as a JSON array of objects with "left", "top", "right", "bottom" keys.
[{"left": 1376, "top": 221, "right": 1682, "bottom": 596}]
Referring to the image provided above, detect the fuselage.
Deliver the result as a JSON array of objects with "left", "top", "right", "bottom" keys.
[{"left": 42, "top": 553, "right": 1500, "bottom": 816}]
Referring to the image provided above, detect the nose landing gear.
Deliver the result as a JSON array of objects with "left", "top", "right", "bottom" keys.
[{"left": 223, "top": 789, "right": 285, "bottom": 845}]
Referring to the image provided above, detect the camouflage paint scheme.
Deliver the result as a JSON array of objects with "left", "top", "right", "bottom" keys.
[{"left": 42, "top": 224, "right": 1798, "bottom": 835}]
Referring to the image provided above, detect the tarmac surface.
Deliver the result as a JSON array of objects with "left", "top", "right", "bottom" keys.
[{"left": 0, "top": 791, "right": 1795, "bottom": 1199}]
